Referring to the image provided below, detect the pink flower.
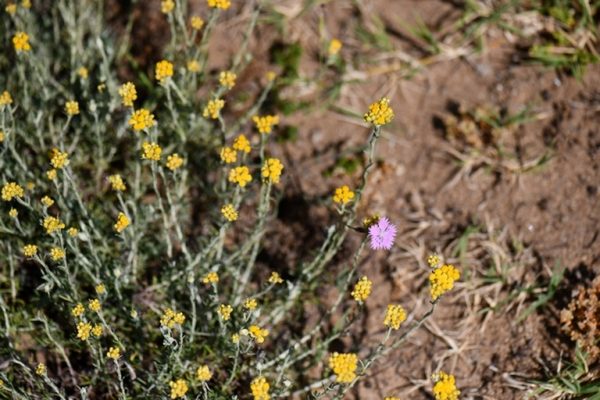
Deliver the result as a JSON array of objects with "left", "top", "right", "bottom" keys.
[{"left": 368, "top": 217, "right": 396, "bottom": 250}]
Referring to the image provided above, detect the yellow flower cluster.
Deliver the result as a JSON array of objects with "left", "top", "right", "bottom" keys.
[
  {"left": 166, "top": 154, "right": 184, "bottom": 171},
  {"left": 428, "top": 254, "right": 441, "bottom": 268},
  {"left": 384, "top": 397, "right": 400, "bottom": 400},
  {"left": 207, "top": 0, "right": 231, "bottom": 10},
  {"left": 12, "top": 32, "right": 31, "bottom": 52},
  {"left": 65, "top": 100, "right": 79, "bottom": 116},
  {"left": 9, "top": 208, "right": 18, "bottom": 218},
  {"left": 249, "top": 325, "right": 269, "bottom": 344},
  {"left": 220, "top": 147, "right": 237, "bottom": 164},
  {"left": 107, "top": 346, "right": 121, "bottom": 360},
  {"left": 228, "top": 166, "right": 252, "bottom": 188},
  {"left": 0, "top": 91, "right": 12, "bottom": 106},
  {"left": 429, "top": 264, "right": 460, "bottom": 301},
  {"left": 88, "top": 299, "right": 101, "bottom": 312},
  {"left": 43, "top": 216, "right": 65, "bottom": 234},
  {"left": 129, "top": 109, "right": 156, "bottom": 131},
  {"left": 364, "top": 97, "right": 394, "bottom": 126},
  {"left": 250, "top": 376, "right": 270, "bottom": 400},
  {"left": 118, "top": 82, "right": 137, "bottom": 107},
  {"left": 114, "top": 212, "right": 130, "bottom": 233},
  {"left": 218, "top": 304, "right": 233, "bottom": 320},
  {"left": 160, "top": 308, "right": 185, "bottom": 329},
  {"left": 2, "top": 182, "right": 24, "bottom": 201},
  {"left": 233, "top": 134, "right": 251, "bottom": 153},
  {"left": 351, "top": 276, "right": 372, "bottom": 302},
  {"left": 268, "top": 271, "right": 283, "bottom": 284},
  {"left": 221, "top": 204, "right": 238, "bottom": 222},
  {"left": 202, "top": 271, "right": 219, "bottom": 284},
  {"left": 329, "top": 352, "right": 358, "bottom": 383},
  {"left": 155, "top": 60, "right": 174, "bottom": 82},
  {"left": 161, "top": 0, "right": 174, "bottom": 13},
  {"left": 5, "top": 4, "right": 17, "bottom": 15},
  {"left": 362, "top": 214, "right": 380, "bottom": 228},
  {"left": 169, "top": 379, "right": 188, "bottom": 399},
  {"left": 244, "top": 298, "right": 258, "bottom": 310},
  {"left": 142, "top": 141, "right": 162, "bottom": 161},
  {"left": 77, "top": 67, "right": 88, "bottom": 79},
  {"left": 328, "top": 38, "right": 342, "bottom": 56},
  {"left": 22, "top": 244, "right": 37, "bottom": 257},
  {"left": 92, "top": 324, "right": 103, "bottom": 337},
  {"left": 383, "top": 304, "right": 406, "bottom": 330},
  {"left": 219, "top": 71, "right": 237, "bottom": 89},
  {"left": 203, "top": 98, "right": 225, "bottom": 119},
  {"left": 196, "top": 365, "right": 212, "bottom": 381},
  {"left": 35, "top": 363, "right": 46, "bottom": 376},
  {"left": 0, "top": 131, "right": 4, "bottom": 142},
  {"left": 71, "top": 303, "right": 85, "bottom": 317},
  {"left": 41, "top": 196, "right": 54, "bottom": 207},
  {"left": 333, "top": 185, "right": 354, "bottom": 205},
  {"left": 191, "top": 16, "right": 204, "bottom": 30},
  {"left": 76, "top": 321, "right": 92, "bottom": 341},
  {"left": 49, "top": 247, "right": 65, "bottom": 261},
  {"left": 253, "top": 115, "right": 279, "bottom": 134},
  {"left": 261, "top": 158, "right": 284, "bottom": 184},
  {"left": 108, "top": 174, "right": 126, "bottom": 191},
  {"left": 50, "top": 148, "right": 69, "bottom": 169},
  {"left": 96, "top": 284, "right": 106, "bottom": 295},
  {"left": 47, "top": 169, "right": 57, "bottom": 180},
  {"left": 187, "top": 60, "right": 201, "bottom": 73},
  {"left": 432, "top": 372, "right": 460, "bottom": 400}
]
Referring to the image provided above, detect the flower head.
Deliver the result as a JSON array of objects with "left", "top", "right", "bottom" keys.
[
  {"left": 248, "top": 325, "right": 269, "bottom": 344},
  {"left": 35, "top": 363, "right": 46, "bottom": 376},
  {"left": 202, "top": 271, "right": 219, "bottom": 284},
  {"left": 268, "top": 272, "right": 283, "bottom": 284},
  {"left": 328, "top": 38, "right": 342, "bottom": 56},
  {"left": 250, "top": 376, "right": 270, "bottom": 400},
  {"left": 77, "top": 67, "right": 88, "bottom": 79},
  {"left": 2, "top": 182, "right": 24, "bottom": 201},
  {"left": 129, "top": 109, "right": 156, "bottom": 131},
  {"left": 67, "top": 227, "right": 78, "bottom": 237},
  {"left": 49, "top": 247, "right": 65, "bottom": 261},
  {"left": 65, "top": 100, "right": 79, "bottom": 116},
  {"left": 50, "top": 148, "right": 69, "bottom": 169},
  {"left": 160, "top": 308, "right": 185, "bottom": 329},
  {"left": 261, "top": 158, "right": 284, "bottom": 184},
  {"left": 5, "top": 4, "right": 17, "bottom": 15},
  {"left": 0, "top": 91, "right": 13, "bottom": 106},
  {"left": 429, "top": 264, "right": 460, "bottom": 301},
  {"left": 76, "top": 321, "right": 92, "bottom": 341},
  {"left": 203, "top": 98, "right": 225, "bottom": 120},
  {"left": 118, "top": 82, "right": 137, "bottom": 107},
  {"left": 191, "top": 16, "right": 204, "bottom": 30},
  {"left": 141, "top": 141, "right": 162, "bottom": 161},
  {"left": 364, "top": 97, "right": 394, "bottom": 126},
  {"left": 155, "top": 60, "right": 174, "bottom": 82},
  {"left": 196, "top": 365, "right": 212, "bottom": 381},
  {"left": 169, "top": 379, "right": 188, "bottom": 399},
  {"left": 220, "top": 147, "right": 237, "bottom": 164},
  {"left": 9, "top": 208, "right": 18, "bottom": 218},
  {"left": 88, "top": 299, "right": 101, "bottom": 312},
  {"left": 368, "top": 217, "right": 396, "bottom": 250},
  {"left": 329, "top": 353, "right": 358, "bottom": 383},
  {"left": 107, "top": 346, "right": 121, "bottom": 360},
  {"left": 228, "top": 166, "right": 252, "bottom": 188},
  {"left": 351, "top": 276, "right": 372, "bottom": 302},
  {"left": 219, "top": 71, "right": 237, "bottom": 89},
  {"left": 244, "top": 298, "right": 258, "bottom": 310},
  {"left": 384, "top": 304, "right": 406, "bottom": 330},
  {"left": 161, "top": 0, "right": 174, "bottom": 13},
  {"left": 253, "top": 115, "right": 279, "bottom": 134},
  {"left": 13, "top": 32, "right": 31, "bottom": 52},
  {"left": 71, "top": 303, "right": 85, "bottom": 317},
  {"left": 187, "top": 60, "right": 201, "bottom": 73},
  {"left": 46, "top": 169, "right": 57, "bottom": 180},
  {"left": 332, "top": 185, "right": 354, "bottom": 205},
  {"left": 207, "top": 0, "right": 231, "bottom": 10},
  {"left": 166, "top": 154, "right": 184, "bottom": 171},
  {"left": 43, "top": 216, "right": 65, "bottom": 234},
  {"left": 92, "top": 324, "right": 103, "bottom": 337},
  {"left": 96, "top": 284, "right": 106, "bottom": 295},
  {"left": 432, "top": 372, "right": 460, "bottom": 400},
  {"left": 428, "top": 254, "right": 441, "bottom": 268},
  {"left": 41, "top": 196, "right": 54, "bottom": 207},
  {"left": 221, "top": 204, "right": 238, "bottom": 222},
  {"left": 218, "top": 304, "right": 233, "bottom": 321},
  {"left": 108, "top": 174, "right": 126, "bottom": 191},
  {"left": 233, "top": 134, "right": 251, "bottom": 153},
  {"left": 23, "top": 244, "right": 37, "bottom": 257},
  {"left": 114, "top": 212, "right": 130, "bottom": 233}
]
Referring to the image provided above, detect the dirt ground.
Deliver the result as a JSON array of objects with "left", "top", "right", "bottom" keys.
[{"left": 110, "top": 0, "right": 600, "bottom": 398}]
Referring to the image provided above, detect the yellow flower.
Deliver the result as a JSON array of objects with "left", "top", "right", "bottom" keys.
[
  {"left": 95, "top": 284, "right": 106, "bottom": 295},
  {"left": 107, "top": 346, "right": 121, "bottom": 360},
  {"left": 160, "top": 308, "right": 185, "bottom": 329},
  {"left": 187, "top": 60, "right": 201, "bottom": 73},
  {"left": 118, "top": 82, "right": 137, "bottom": 107},
  {"left": 23, "top": 244, "right": 37, "bottom": 257},
  {"left": 268, "top": 272, "right": 283, "bottom": 284},
  {"left": 383, "top": 304, "right": 406, "bottom": 330},
  {"left": 77, "top": 67, "right": 88, "bottom": 79},
  {"left": 108, "top": 174, "right": 126, "bottom": 191},
  {"left": 429, "top": 264, "right": 460, "bottom": 301},
  {"left": 155, "top": 60, "right": 174, "bottom": 82},
  {"left": 9, "top": 208, "right": 18, "bottom": 218},
  {"left": 43, "top": 216, "right": 65, "bottom": 234},
  {"left": 50, "top": 148, "right": 69, "bottom": 169},
  {"left": 228, "top": 166, "right": 252, "bottom": 188},
  {"left": 233, "top": 134, "right": 251, "bottom": 153},
  {"left": 328, "top": 38, "right": 342, "bottom": 56},
  {"left": 161, "top": 0, "right": 174, "bottom": 14},
  {"left": 49, "top": 247, "right": 65, "bottom": 261},
  {"left": 250, "top": 376, "right": 270, "bottom": 400},
  {"left": 231, "top": 333, "right": 240, "bottom": 343},
  {"left": 46, "top": 169, "right": 57, "bottom": 181},
  {"left": 141, "top": 141, "right": 162, "bottom": 161},
  {"left": 71, "top": 303, "right": 85, "bottom": 317},
  {"left": 166, "top": 154, "right": 184, "bottom": 171},
  {"left": 196, "top": 365, "right": 212, "bottom": 381},
  {"left": 207, "top": 0, "right": 231, "bottom": 10},
  {"left": 22, "top": 0, "right": 31, "bottom": 8},
  {"left": 261, "top": 158, "right": 284, "bottom": 184},
  {"left": 244, "top": 298, "right": 258, "bottom": 310},
  {"left": 203, "top": 98, "right": 225, "bottom": 120},
  {"left": 169, "top": 379, "right": 188, "bottom": 399},
  {"left": 362, "top": 214, "right": 380, "bottom": 228},
  {"left": 12, "top": 32, "right": 31, "bottom": 52},
  {"left": 253, "top": 115, "right": 279, "bottom": 134},
  {"left": 41, "top": 196, "right": 54, "bottom": 207},
  {"left": 220, "top": 146, "right": 237, "bottom": 164},
  {"left": 97, "top": 83, "right": 106, "bottom": 92},
  {"left": 35, "top": 363, "right": 46, "bottom": 376},
  {"left": 25, "top": 182, "right": 34, "bottom": 191},
  {"left": 129, "top": 109, "right": 156, "bottom": 131},
  {"left": 384, "top": 397, "right": 400, "bottom": 400},
  {"left": 333, "top": 185, "right": 354, "bottom": 205},
  {"left": 218, "top": 304, "right": 233, "bottom": 321},
  {"left": 219, "top": 71, "right": 237, "bottom": 89},
  {"left": 432, "top": 372, "right": 460, "bottom": 400},
  {"left": 88, "top": 299, "right": 101, "bottom": 312},
  {"left": 5, "top": 4, "right": 17, "bottom": 15},
  {"left": 0, "top": 91, "right": 12, "bottom": 106},
  {"left": 248, "top": 325, "right": 269, "bottom": 344},
  {"left": 190, "top": 16, "right": 204, "bottom": 30},
  {"left": 0, "top": 130, "right": 4, "bottom": 142},
  {"left": 221, "top": 204, "right": 238, "bottom": 222},
  {"left": 114, "top": 212, "right": 130, "bottom": 233},
  {"left": 364, "top": 97, "right": 394, "bottom": 126},
  {"left": 92, "top": 324, "right": 103, "bottom": 337},
  {"left": 65, "top": 100, "right": 80, "bottom": 116},
  {"left": 266, "top": 71, "right": 276, "bottom": 82},
  {"left": 427, "top": 254, "right": 441, "bottom": 268},
  {"left": 76, "top": 322, "right": 92, "bottom": 341},
  {"left": 2, "top": 182, "right": 24, "bottom": 201},
  {"left": 329, "top": 352, "right": 357, "bottom": 383},
  {"left": 351, "top": 276, "right": 372, "bottom": 303},
  {"left": 67, "top": 227, "right": 78, "bottom": 237},
  {"left": 202, "top": 271, "right": 219, "bottom": 284}
]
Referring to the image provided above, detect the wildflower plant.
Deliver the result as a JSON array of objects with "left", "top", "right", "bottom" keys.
[{"left": 0, "top": 2, "right": 460, "bottom": 400}]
